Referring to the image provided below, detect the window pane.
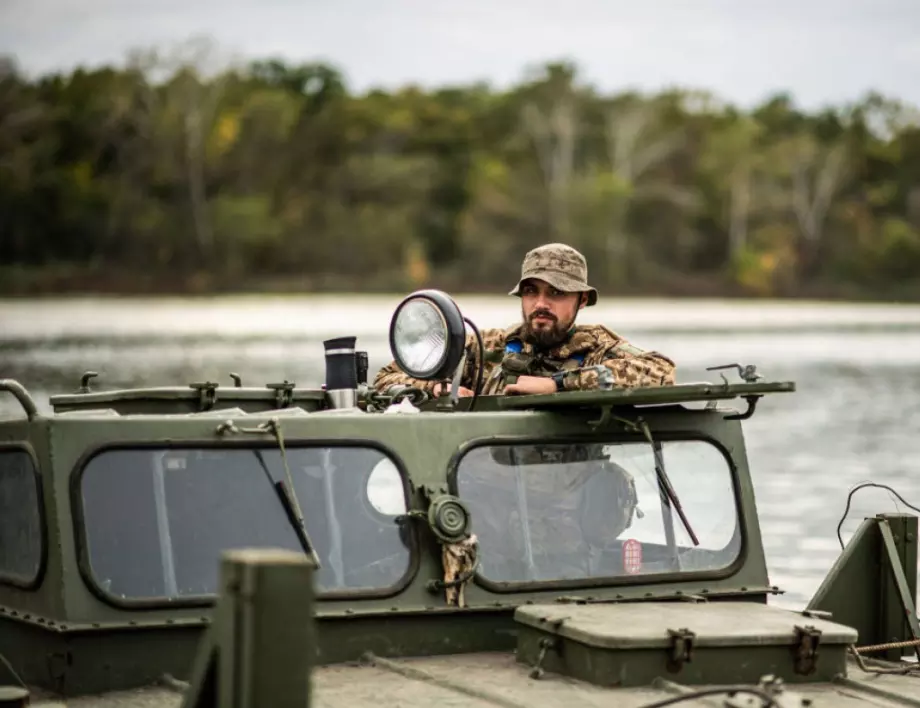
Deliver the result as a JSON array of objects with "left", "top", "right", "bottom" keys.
[
  {"left": 80, "top": 446, "right": 412, "bottom": 601},
  {"left": 455, "top": 439, "right": 740, "bottom": 584},
  {"left": 0, "top": 450, "right": 43, "bottom": 585}
]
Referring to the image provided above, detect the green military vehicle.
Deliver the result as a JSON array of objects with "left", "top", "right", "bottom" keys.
[{"left": 1, "top": 290, "right": 918, "bottom": 707}]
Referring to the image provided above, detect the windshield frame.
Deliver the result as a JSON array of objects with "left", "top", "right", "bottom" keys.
[
  {"left": 0, "top": 442, "right": 48, "bottom": 591},
  {"left": 447, "top": 430, "right": 748, "bottom": 593},
  {"left": 70, "top": 437, "right": 420, "bottom": 610}
]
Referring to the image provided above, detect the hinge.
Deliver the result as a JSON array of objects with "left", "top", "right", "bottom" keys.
[
  {"left": 666, "top": 627, "right": 696, "bottom": 672},
  {"left": 793, "top": 625, "right": 822, "bottom": 675}
]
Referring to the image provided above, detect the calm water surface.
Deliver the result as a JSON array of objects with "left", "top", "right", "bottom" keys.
[{"left": 3, "top": 294, "right": 920, "bottom": 609}]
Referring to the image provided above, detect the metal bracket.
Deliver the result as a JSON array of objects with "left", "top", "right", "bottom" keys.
[
  {"left": 666, "top": 628, "right": 695, "bottom": 672},
  {"left": 587, "top": 406, "right": 641, "bottom": 432},
  {"left": 190, "top": 382, "right": 219, "bottom": 411},
  {"left": 724, "top": 394, "right": 762, "bottom": 420},
  {"left": 266, "top": 381, "right": 296, "bottom": 409},
  {"left": 703, "top": 363, "right": 763, "bottom": 419},
  {"left": 792, "top": 625, "right": 822, "bottom": 675}
]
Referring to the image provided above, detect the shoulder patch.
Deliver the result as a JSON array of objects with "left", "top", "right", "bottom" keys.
[{"left": 610, "top": 341, "right": 647, "bottom": 357}]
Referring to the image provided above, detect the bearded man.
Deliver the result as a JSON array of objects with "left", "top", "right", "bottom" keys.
[{"left": 374, "top": 242, "right": 676, "bottom": 396}]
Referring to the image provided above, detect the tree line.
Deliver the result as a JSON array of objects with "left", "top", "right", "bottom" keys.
[{"left": 2, "top": 39, "right": 920, "bottom": 299}]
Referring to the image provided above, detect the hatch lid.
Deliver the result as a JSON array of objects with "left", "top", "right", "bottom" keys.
[
  {"left": 514, "top": 602, "right": 856, "bottom": 648},
  {"left": 497, "top": 380, "right": 795, "bottom": 411},
  {"left": 515, "top": 601, "right": 858, "bottom": 687}
]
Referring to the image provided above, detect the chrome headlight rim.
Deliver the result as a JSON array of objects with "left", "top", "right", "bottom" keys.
[{"left": 388, "top": 289, "right": 466, "bottom": 381}]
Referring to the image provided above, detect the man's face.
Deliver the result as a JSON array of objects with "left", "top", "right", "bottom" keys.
[{"left": 519, "top": 279, "right": 586, "bottom": 348}]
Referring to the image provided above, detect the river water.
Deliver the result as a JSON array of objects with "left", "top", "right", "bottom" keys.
[{"left": 3, "top": 294, "right": 920, "bottom": 609}]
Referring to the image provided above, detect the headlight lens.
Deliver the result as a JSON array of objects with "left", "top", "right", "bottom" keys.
[{"left": 392, "top": 297, "right": 449, "bottom": 377}]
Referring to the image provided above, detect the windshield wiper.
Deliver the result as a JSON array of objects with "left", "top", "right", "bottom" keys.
[
  {"left": 638, "top": 419, "right": 699, "bottom": 547},
  {"left": 254, "top": 449, "right": 322, "bottom": 568},
  {"left": 214, "top": 418, "right": 322, "bottom": 567}
]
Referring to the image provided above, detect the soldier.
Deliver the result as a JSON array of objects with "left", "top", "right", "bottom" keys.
[
  {"left": 374, "top": 242, "right": 676, "bottom": 397},
  {"left": 375, "top": 243, "right": 667, "bottom": 579}
]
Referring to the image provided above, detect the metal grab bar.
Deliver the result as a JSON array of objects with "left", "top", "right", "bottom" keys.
[{"left": 0, "top": 379, "right": 39, "bottom": 420}]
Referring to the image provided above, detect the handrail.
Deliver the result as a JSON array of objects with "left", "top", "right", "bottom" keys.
[{"left": 0, "top": 379, "right": 39, "bottom": 420}]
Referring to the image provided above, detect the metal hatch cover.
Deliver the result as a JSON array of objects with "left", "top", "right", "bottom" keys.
[
  {"left": 496, "top": 380, "right": 796, "bottom": 411},
  {"left": 514, "top": 602, "right": 857, "bottom": 688}
]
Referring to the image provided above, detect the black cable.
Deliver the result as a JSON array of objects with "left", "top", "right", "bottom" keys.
[
  {"left": 462, "top": 316, "right": 484, "bottom": 412},
  {"left": 637, "top": 686, "right": 779, "bottom": 708},
  {"left": 836, "top": 482, "right": 920, "bottom": 549}
]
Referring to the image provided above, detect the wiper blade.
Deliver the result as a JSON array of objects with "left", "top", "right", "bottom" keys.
[
  {"left": 255, "top": 449, "right": 322, "bottom": 568},
  {"left": 638, "top": 419, "right": 699, "bottom": 547}
]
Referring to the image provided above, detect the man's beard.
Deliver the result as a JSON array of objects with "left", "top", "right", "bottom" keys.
[{"left": 521, "top": 308, "right": 573, "bottom": 349}]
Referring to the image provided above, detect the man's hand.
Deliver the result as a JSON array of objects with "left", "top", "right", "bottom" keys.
[
  {"left": 503, "top": 375, "right": 556, "bottom": 396},
  {"left": 431, "top": 383, "right": 475, "bottom": 397}
]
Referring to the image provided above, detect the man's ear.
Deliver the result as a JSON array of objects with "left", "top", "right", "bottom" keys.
[{"left": 578, "top": 293, "right": 588, "bottom": 310}]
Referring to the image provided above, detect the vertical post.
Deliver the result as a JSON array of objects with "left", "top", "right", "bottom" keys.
[
  {"left": 181, "top": 547, "right": 316, "bottom": 708},
  {"left": 221, "top": 548, "right": 316, "bottom": 708}
]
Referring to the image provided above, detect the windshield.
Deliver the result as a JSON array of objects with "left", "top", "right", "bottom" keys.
[
  {"left": 454, "top": 438, "right": 740, "bottom": 586},
  {"left": 79, "top": 445, "right": 413, "bottom": 601},
  {"left": 0, "top": 449, "right": 43, "bottom": 586}
]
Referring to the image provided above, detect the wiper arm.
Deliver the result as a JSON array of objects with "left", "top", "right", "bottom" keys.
[
  {"left": 215, "top": 417, "right": 322, "bottom": 567},
  {"left": 638, "top": 419, "right": 699, "bottom": 547},
  {"left": 254, "top": 449, "right": 322, "bottom": 568}
]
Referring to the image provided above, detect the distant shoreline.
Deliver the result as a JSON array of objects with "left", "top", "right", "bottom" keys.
[{"left": 3, "top": 266, "right": 920, "bottom": 304}]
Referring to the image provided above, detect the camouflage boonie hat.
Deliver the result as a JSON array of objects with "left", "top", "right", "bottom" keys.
[{"left": 509, "top": 243, "right": 598, "bottom": 306}]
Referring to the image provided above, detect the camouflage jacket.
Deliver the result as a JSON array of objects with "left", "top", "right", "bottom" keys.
[{"left": 374, "top": 323, "right": 676, "bottom": 395}]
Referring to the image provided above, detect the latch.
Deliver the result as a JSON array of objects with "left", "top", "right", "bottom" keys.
[
  {"left": 189, "top": 381, "right": 218, "bottom": 411},
  {"left": 666, "top": 627, "right": 695, "bottom": 672},
  {"left": 706, "top": 362, "right": 763, "bottom": 384},
  {"left": 792, "top": 625, "right": 822, "bottom": 675},
  {"left": 266, "top": 380, "right": 296, "bottom": 409},
  {"left": 529, "top": 637, "right": 559, "bottom": 680}
]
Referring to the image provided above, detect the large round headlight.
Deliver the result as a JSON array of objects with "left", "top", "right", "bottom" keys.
[{"left": 389, "top": 290, "right": 466, "bottom": 380}]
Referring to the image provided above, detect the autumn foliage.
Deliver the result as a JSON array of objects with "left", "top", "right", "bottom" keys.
[{"left": 2, "top": 41, "right": 919, "bottom": 299}]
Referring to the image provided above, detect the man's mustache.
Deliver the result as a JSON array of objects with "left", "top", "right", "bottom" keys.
[{"left": 529, "top": 310, "right": 557, "bottom": 322}]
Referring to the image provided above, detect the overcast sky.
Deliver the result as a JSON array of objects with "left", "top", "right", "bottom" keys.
[{"left": 1, "top": 0, "right": 918, "bottom": 110}]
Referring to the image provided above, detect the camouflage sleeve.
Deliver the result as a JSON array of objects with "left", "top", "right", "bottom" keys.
[
  {"left": 372, "top": 328, "right": 506, "bottom": 394},
  {"left": 372, "top": 359, "right": 441, "bottom": 394},
  {"left": 562, "top": 336, "right": 676, "bottom": 391}
]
